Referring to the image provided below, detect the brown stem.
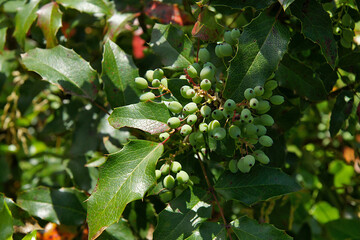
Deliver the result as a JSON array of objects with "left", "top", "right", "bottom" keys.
[
  {"left": 92, "top": 101, "right": 110, "bottom": 115},
  {"left": 196, "top": 152, "right": 233, "bottom": 240}
]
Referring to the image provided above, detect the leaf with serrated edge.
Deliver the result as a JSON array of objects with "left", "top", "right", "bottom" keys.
[
  {"left": 223, "top": 12, "right": 290, "bottom": 102},
  {"left": 231, "top": 216, "right": 292, "bottom": 240},
  {"left": 21, "top": 45, "right": 100, "bottom": 100},
  {"left": 278, "top": 0, "right": 295, "bottom": 10},
  {"left": 37, "top": 2, "right": 63, "bottom": 48},
  {"left": 56, "top": 0, "right": 112, "bottom": 16},
  {"left": 214, "top": 166, "right": 301, "bottom": 206},
  {"left": 101, "top": 39, "right": 140, "bottom": 108},
  {"left": 291, "top": 0, "right": 338, "bottom": 68},
  {"left": 108, "top": 102, "right": 170, "bottom": 134},
  {"left": 153, "top": 187, "right": 212, "bottom": 240},
  {"left": 87, "top": 140, "right": 164, "bottom": 240},
  {"left": 150, "top": 23, "right": 193, "bottom": 71}
]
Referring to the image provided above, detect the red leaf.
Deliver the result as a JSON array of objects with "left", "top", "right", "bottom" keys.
[
  {"left": 132, "top": 35, "right": 146, "bottom": 59},
  {"left": 191, "top": 8, "right": 222, "bottom": 41}
]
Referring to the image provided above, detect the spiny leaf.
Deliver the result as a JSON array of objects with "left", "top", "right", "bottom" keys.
[
  {"left": 191, "top": 8, "right": 223, "bottom": 41},
  {"left": 184, "top": 222, "right": 227, "bottom": 240},
  {"left": 278, "top": 0, "right": 295, "bottom": 10}
]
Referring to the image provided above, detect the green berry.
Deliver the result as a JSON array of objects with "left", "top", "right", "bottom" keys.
[
  {"left": 215, "top": 44, "right": 223, "bottom": 58},
  {"left": 159, "top": 132, "right": 170, "bottom": 141},
  {"left": 192, "top": 62, "right": 201, "bottom": 73},
  {"left": 180, "top": 124, "right": 192, "bottom": 136},
  {"left": 167, "top": 117, "right": 181, "bottom": 128},
  {"left": 231, "top": 28, "right": 240, "bottom": 40},
  {"left": 224, "top": 99, "right": 236, "bottom": 111},
  {"left": 160, "top": 163, "right": 170, "bottom": 175},
  {"left": 145, "top": 70, "right": 154, "bottom": 82},
  {"left": 163, "top": 175, "right": 175, "bottom": 189},
  {"left": 159, "top": 190, "right": 173, "bottom": 202},
  {"left": 140, "top": 92, "right": 155, "bottom": 102},
  {"left": 185, "top": 89, "right": 196, "bottom": 99},
  {"left": 224, "top": 31, "right": 236, "bottom": 45},
  {"left": 342, "top": 28, "right": 354, "bottom": 42},
  {"left": 262, "top": 88, "right": 273, "bottom": 99},
  {"left": 189, "top": 131, "right": 204, "bottom": 147},
  {"left": 249, "top": 98, "right": 259, "bottom": 109},
  {"left": 203, "top": 62, "right": 216, "bottom": 70},
  {"left": 187, "top": 114, "right": 198, "bottom": 125},
  {"left": 135, "top": 77, "right": 148, "bottom": 89},
  {"left": 208, "top": 120, "right": 220, "bottom": 131},
  {"left": 253, "top": 150, "right": 270, "bottom": 164},
  {"left": 187, "top": 65, "right": 198, "bottom": 78},
  {"left": 222, "top": 109, "right": 234, "bottom": 119},
  {"left": 180, "top": 86, "right": 191, "bottom": 98},
  {"left": 247, "top": 115, "right": 254, "bottom": 124},
  {"left": 259, "top": 135, "right": 273, "bottom": 147},
  {"left": 176, "top": 170, "right": 189, "bottom": 184},
  {"left": 247, "top": 134, "right": 258, "bottom": 144},
  {"left": 237, "top": 157, "right": 251, "bottom": 173},
  {"left": 270, "top": 95, "right": 284, "bottom": 105},
  {"left": 212, "top": 109, "right": 224, "bottom": 120},
  {"left": 342, "top": 13, "right": 352, "bottom": 27},
  {"left": 219, "top": 43, "right": 233, "bottom": 56},
  {"left": 155, "top": 169, "right": 162, "bottom": 180},
  {"left": 244, "top": 88, "right": 256, "bottom": 100},
  {"left": 240, "top": 108, "right": 252, "bottom": 120},
  {"left": 200, "top": 66, "right": 215, "bottom": 80},
  {"left": 243, "top": 155, "right": 255, "bottom": 167},
  {"left": 200, "top": 79, "right": 212, "bottom": 91},
  {"left": 264, "top": 80, "right": 278, "bottom": 91},
  {"left": 192, "top": 94, "right": 203, "bottom": 104},
  {"left": 200, "top": 105, "right": 212, "bottom": 118},
  {"left": 199, "top": 123, "right": 208, "bottom": 133},
  {"left": 256, "top": 100, "right": 271, "bottom": 114},
  {"left": 161, "top": 78, "right": 168, "bottom": 88},
  {"left": 152, "top": 79, "right": 161, "bottom": 87},
  {"left": 171, "top": 161, "right": 182, "bottom": 173},
  {"left": 229, "top": 125, "right": 241, "bottom": 139},
  {"left": 229, "top": 159, "right": 238, "bottom": 173},
  {"left": 244, "top": 123, "right": 257, "bottom": 135},
  {"left": 256, "top": 124, "right": 267, "bottom": 136},
  {"left": 340, "top": 38, "right": 351, "bottom": 48},
  {"left": 254, "top": 86, "right": 264, "bottom": 96},
  {"left": 183, "top": 102, "right": 198, "bottom": 114},
  {"left": 260, "top": 114, "right": 274, "bottom": 126},
  {"left": 199, "top": 48, "right": 210, "bottom": 63},
  {"left": 153, "top": 68, "right": 164, "bottom": 80},
  {"left": 211, "top": 127, "right": 226, "bottom": 140},
  {"left": 167, "top": 101, "right": 183, "bottom": 114}
]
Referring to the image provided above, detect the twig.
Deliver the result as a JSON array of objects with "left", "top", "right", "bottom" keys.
[{"left": 92, "top": 101, "right": 110, "bottom": 115}]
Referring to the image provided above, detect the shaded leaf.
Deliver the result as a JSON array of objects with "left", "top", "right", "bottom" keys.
[
  {"left": 329, "top": 90, "right": 354, "bottom": 137},
  {"left": 0, "top": 194, "right": 13, "bottom": 240},
  {"left": 101, "top": 39, "right": 140, "bottom": 108},
  {"left": 36, "top": 2, "right": 63, "bottom": 48},
  {"left": 214, "top": 166, "right": 301, "bottom": 206},
  {"left": 105, "top": 13, "right": 136, "bottom": 41},
  {"left": 0, "top": 25, "right": 7, "bottom": 53},
  {"left": 87, "top": 140, "right": 163, "bottom": 240},
  {"left": 278, "top": 0, "right": 295, "bottom": 10},
  {"left": 191, "top": 8, "right": 222, "bottom": 41},
  {"left": 184, "top": 222, "right": 227, "bottom": 240},
  {"left": 5, "top": 197, "right": 40, "bottom": 229},
  {"left": 150, "top": 23, "right": 193, "bottom": 71},
  {"left": 153, "top": 187, "right": 212, "bottom": 240},
  {"left": 231, "top": 216, "right": 292, "bottom": 240},
  {"left": 17, "top": 187, "right": 87, "bottom": 225},
  {"left": 97, "top": 219, "right": 135, "bottom": 240},
  {"left": 56, "top": 0, "right": 112, "bottom": 16},
  {"left": 291, "top": 0, "right": 338, "bottom": 68},
  {"left": 276, "top": 54, "right": 328, "bottom": 101},
  {"left": 211, "top": 0, "right": 276, "bottom": 10},
  {"left": 325, "top": 219, "right": 360, "bottom": 240},
  {"left": 21, "top": 45, "right": 100, "bottom": 100},
  {"left": 223, "top": 12, "right": 290, "bottom": 102},
  {"left": 108, "top": 102, "right": 170, "bottom": 135},
  {"left": 13, "top": 0, "right": 41, "bottom": 46},
  {"left": 167, "top": 78, "right": 191, "bottom": 105}
]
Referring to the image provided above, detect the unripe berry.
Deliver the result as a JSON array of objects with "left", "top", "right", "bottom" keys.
[
  {"left": 160, "top": 163, "right": 170, "bottom": 175},
  {"left": 200, "top": 79, "right": 212, "bottom": 91},
  {"left": 253, "top": 150, "right": 270, "bottom": 164},
  {"left": 262, "top": 88, "right": 273, "bottom": 99},
  {"left": 247, "top": 134, "right": 258, "bottom": 144},
  {"left": 215, "top": 44, "right": 223, "bottom": 58},
  {"left": 256, "top": 100, "right": 270, "bottom": 114},
  {"left": 183, "top": 102, "right": 198, "bottom": 114},
  {"left": 249, "top": 98, "right": 259, "bottom": 109},
  {"left": 223, "top": 109, "right": 234, "bottom": 119},
  {"left": 159, "top": 190, "right": 173, "bottom": 202},
  {"left": 140, "top": 92, "right": 155, "bottom": 102},
  {"left": 167, "top": 101, "right": 183, "bottom": 114},
  {"left": 259, "top": 135, "right": 273, "bottom": 147},
  {"left": 264, "top": 80, "right": 278, "bottom": 91},
  {"left": 229, "top": 159, "right": 238, "bottom": 173},
  {"left": 199, "top": 123, "right": 208, "bottom": 133},
  {"left": 152, "top": 79, "right": 161, "bottom": 87},
  {"left": 135, "top": 77, "right": 148, "bottom": 89},
  {"left": 187, "top": 65, "right": 198, "bottom": 78},
  {"left": 200, "top": 105, "right": 211, "bottom": 118},
  {"left": 185, "top": 89, "right": 196, "bottom": 99},
  {"left": 161, "top": 78, "right": 168, "bottom": 88},
  {"left": 145, "top": 70, "right": 154, "bottom": 82},
  {"left": 192, "top": 94, "right": 203, "bottom": 104},
  {"left": 219, "top": 43, "right": 233, "bottom": 56},
  {"left": 171, "top": 161, "right": 182, "bottom": 173},
  {"left": 187, "top": 114, "right": 198, "bottom": 125},
  {"left": 224, "top": 31, "right": 236, "bottom": 45},
  {"left": 240, "top": 108, "right": 252, "bottom": 120},
  {"left": 208, "top": 120, "right": 220, "bottom": 132},
  {"left": 270, "top": 95, "right": 284, "bottom": 105},
  {"left": 203, "top": 62, "right": 216, "bottom": 70},
  {"left": 192, "top": 62, "right": 201, "bottom": 73},
  {"left": 244, "top": 123, "right": 257, "bottom": 135},
  {"left": 155, "top": 170, "right": 162, "bottom": 180},
  {"left": 243, "top": 155, "right": 255, "bottom": 167},
  {"left": 200, "top": 66, "right": 215, "bottom": 80},
  {"left": 224, "top": 99, "right": 236, "bottom": 111},
  {"left": 247, "top": 115, "right": 254, "bottom": 124},
  {"left": 256, "top": 124, "right": 267, "bottom": 136},
  {"left": 212, "top": 109, "right": 224, "bottom": 120},
  {"left": 211, "top": 127, "right": 226, "bottom": 140},
  {"left": 167, "top": 117, "right": 180, "bottom": 128},
  {"left": 237, "top": 157, "right": 251, "bottom": 173},
  {"left": 180, "top": 124, "right": 192, "bottom": 136},
  {"left": 199, "top": 48, "right": 210, "bottom": 63},
  {"left": 229, "top": 125, "right": 241, "bottom": 139},
  {"left": 244, "top": 88, "right": 256, "bottom": 100},
  {"left": 163, "top": 175, "right": 175, "bottom": 189},
  {"left": 231, "top": 28, "right": 240, "bottom": 40},
  {"left": 254, "top": 86, "right": 264, "bottom": 96},
  {"left": 159, "top": 132, "right": 170, "bottom": 141},
  {"left": 176, "top": 170, "right": 189, "bottom": 184},
  {"left": 260, "top": 114, "right": 274, "bottom": 126},
  {"left": 189, "top": 131, "right": 204, "bottom": 146},
  {"left": 153, "top": 68, "right": 164, "bottom": 80},
  {"left": 180, "top": 86, "right": 191, "bottom": 98}
]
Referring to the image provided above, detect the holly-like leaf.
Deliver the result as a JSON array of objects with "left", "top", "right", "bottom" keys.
[
  {"left": 291, "top": 0, "right": 338, "bottom": 68},
  {"left": 87, "top": 140, "right": 164, "bottom": 240},
  {"left": 21, "top": 45, "right": 100, "bottom": 100},
  {"left": 325, "top": 219, "right": 360, "bottom": 240},
  {"left": 13, "top": 0, "right": 41, "bottom": 46},
  {"left": 56, "top": 0, "right": 112, "bottom": 16},
  {"left": 108, "top": 102, "right": 170, "bottom": 134},
  {"left": 214, "top": 166, "right": 301, "bottom": 206},
  {"left": 36, "top": 2, "right": 63, "bottom": 48},
  {"left": 153, "top": 187, "right": 212, "bottom": 240},
  {"left": 191, "top": 8, "right": 223, "bottom": 41},
  {"left": 223, "top": 12, "right": 290, "bottom": 102},
  {"left": 101, "top": 39, "right": 140, "bottom": 108},
  {"left": 17, "top": 187, "right": 87, "bottom": 226},
  {"left": 231, "top": 216, "right": 292, "bottom": 240},
  {"left": 275, "top": 54, "right": 328, "bottom": 101},
  {"left": 0, "top": 194, "right": 13, "bottom": 240},
  {"left": 278, "top": 0, "right": 295, "bottom": 10},
  {"left": 329, "top": 90, "right": 354, "bottom": 137},
  {"left": 211, "top": 0, "right": 276, "bottom": 10},
  {"left": 150, "top": 23, "right": 193, "bottom": 71},
  {"left": 105, "top": 13, "right": 136, "bottom": 41},
  {"left": 97, "top": 219, "right": 135, "bottom": 240},
  {"left": 184, "top": 222, "right": 227, "bottom": 240}
]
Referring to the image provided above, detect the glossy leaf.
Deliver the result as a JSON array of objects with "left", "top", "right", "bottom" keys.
[
  {"left": 0, "top": 194, "right": 13, "bottom": 240},
  {"left": 278, "top": 0, "right": 295, "bottom": 10},
  {"left": 191, "top": 8, "right": 223, "bottom": 41},
  {"left": 153, "top": 187, "right": 212, "bottom": 240},
  {"left": 87, "top": 140, "right": 164, "bottom": 240},
  {"left": 105, "top": 13, "right": 136, "bottom": 41},
  {"left": 291, "top": 0, "right": 338, "bottom": 68},
  {"left": 184, "top": 222, "right": 227, "bottom": 240},
  {"left": 56, "top": 0, "right": 112, "bottom": 16},
  {"left": 211, "top": 0, "right": 276, "bottom": 10},
  {"left": 108, "top": 102, "right": 170, "bottom": 134},
  {"left": 97, "top": 219, "right": 135, "bottom": 240},
  {"left": 231, "top": 216, "right": 292, "bottom": 240},
  {"left": 223, "top": 12, "right": 290, "bottom": 102},
  {"left": 22, "top": 230, "right": 37, "bottom": 240},
  {"left": 325, "top": 219, "right": 360, "bottom": 240},
  {"left": 101, "top": 39, "right": 140, "bottom": 108},
  {"left": 276, "top": 55, "right": 328, "bottom": 101},
  {"left": 17, "top": 187, "right": 87, "bottom": 225},
  {"left": 150, "top": 23, "right": 193, "bottom": 71},
  {"left": 36, "top": 2, "right": 62, "bottom": 48},
  {"left": 329, "top": 90, "right": 354, "bottom": 137},
  {"left": 13, "top": 0, "right": 41, "bottom": 46},
  {"left": 21, "top": 45, "right": 100, "bottom": 100},
  {"left": 5, "top": 197, "right": 39, "bottom": 228},
  {"left": 214, "top": 166, "right": 301, "bottom": 206}
]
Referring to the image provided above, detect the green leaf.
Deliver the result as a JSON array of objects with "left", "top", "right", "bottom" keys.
[
  {"left": 278, "top": 0, "right": 295, "bottom": 10},
  {"left": 325, "top": 219, "right": 360, "bottom": 240},
  {"left": 13, "top": 0, "right": 40, "bottom": 46},
  {"left": 101, "top": 39, "right": 140, "bottom": 108},
  {"left": 184, "top": 222, "right": 227, "bottom": 240},
  {"left": 150, "top": 23, "right": 193, "bottom": 71},
  {"left": 167, "top": 78, "right": 191, "bottom": 105},
  {"left": 21, "top": 45, "right": 100, "bottom": 100},
  {"left": 0, "top": 194, "right": 13, "bottom": 240},
  {"left": 191, "top": 8, "right": 223, "bottom": 42},
  {"left": 231, "top": 216, "right": 292, "bottom": 240},
  {"left": 108, "top": 102, "right": 170, "bottom": 135},
  {"left": 211, "top": 0, "right": 276, "bottom": 10},
  {"left": 310, "top": 201, "right": 339, "bottom": 224},
  {"left": 291, "top": 0, "right": 338, "bottom": 68},
  {"left": 97, "top": 219, "right": 135, "bottom": 240},
  {"left": 56, "top": 0, "right": 112, "bottom": 16},
  {"left": 5, "top": 197, "right": 39, "bottom": 228},
  {"left": 214, "top": 166, "right": 301, "bottom": 206},
  {"left": 0, "top": 25, "right": 7, "bottom": 53},
  {"left": 275, "top": 54, "right": 328, "bottom": 101},
  {"left": 22, "top": 230, "right": 37, "bottom": 240},
  {"left": 87, "top": 140, "right": 164, "bottom": 240},
  {"left": 36, "top": 2, "right": 63, "bottom": 48},
  {"left": 17, "top": 187, "right": 87, "bottom": 225},
  {"left": 153, "top": 187, "right": 212, "bottom": 240},
  {"left": 105, "top": 13, "right": 136, "bottom": 41},
  {"left": 329, "top": 90, "right": 354, "bottom": 137},
  {"left": 223, "top": 12, "right": 290, "bottom": 102}
]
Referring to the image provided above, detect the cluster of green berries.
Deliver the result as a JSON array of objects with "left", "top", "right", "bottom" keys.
[
  {"left": 214, "top": 28, "right": 240, "bottom": 58},
  {"left": 332, "top": 11, "right": 355, "bottom": 48},
  {"left": 134, "top": 68, "right": 169, "bottom": 101}
]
